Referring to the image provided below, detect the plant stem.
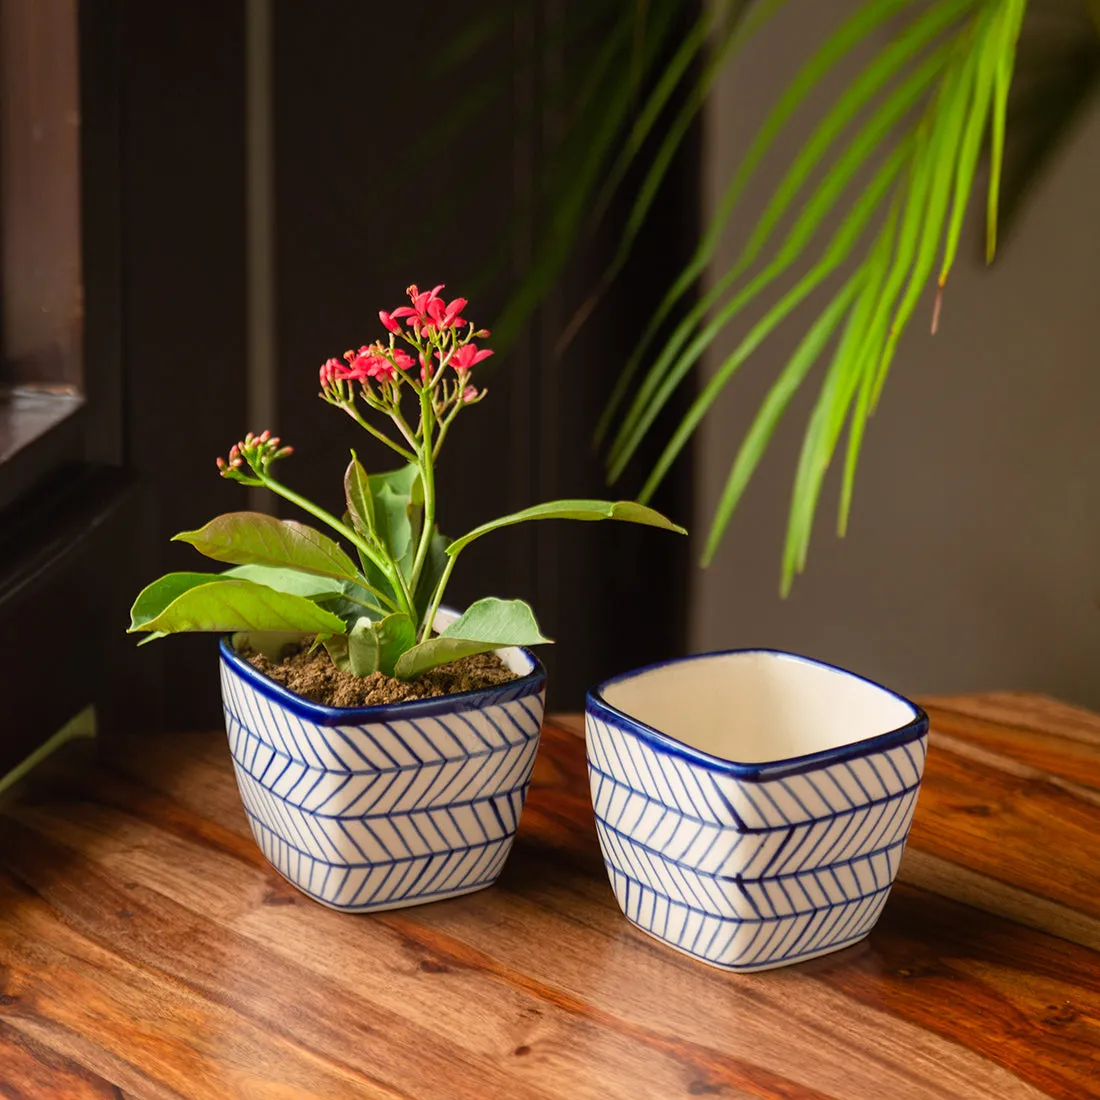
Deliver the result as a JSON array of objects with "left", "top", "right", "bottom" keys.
[
  {"left": 261, "top": 474, "right": 415, "bottom": 620},
  {"left": 341, "top": 585, "right": 400, "bottom": 615},
  {"left": 346, "top": 405, "right": 415, "bottom": 462},
  {"left": 431, "top": 397, "right": 465, "bottom": 461},
  {"left": 420, "top": 551, "right": 457, "bottom": 642},
  {"left": 407, "top": 386, "right": 438, "bottom": 597}
]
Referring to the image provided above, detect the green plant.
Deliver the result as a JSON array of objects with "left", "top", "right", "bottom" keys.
[
  {"left": 128, "top": 285, "right": 685, "bottom": 680},
  {"left": 485, "top": 0, "right": 1099, "bottom": 592}
]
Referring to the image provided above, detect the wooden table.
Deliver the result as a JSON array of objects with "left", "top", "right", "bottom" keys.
[{"left": 1, "top": 694, "right": 1098, "bottom": 1099}]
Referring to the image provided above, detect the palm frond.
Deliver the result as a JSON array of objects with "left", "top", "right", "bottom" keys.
[
  {"left": 606, "top": 0, "right": 1027, "bottom": 592},
  {"left": 595, "top": 0, "right": 957, "bottom": 446},
  {"left": 607, "top": 14, "right": 964, "bottom": 482}
]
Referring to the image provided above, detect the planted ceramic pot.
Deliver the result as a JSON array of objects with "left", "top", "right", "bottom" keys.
[
  {"left": 586, "top": 649, "right": 929, "bottom": 971},
  {"left": 127, "top": 281, "right": 685, "bottom": 912},
  {"left": 220, "top": 628, "right": 546, "bottom": 911}
]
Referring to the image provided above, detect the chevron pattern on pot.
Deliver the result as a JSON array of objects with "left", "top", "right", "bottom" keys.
[
  {"left": 585, "top": 709, "right": 928, "bottom": 971},
  {"left": 219, "top": 643, "right": 545, "bottom": 912}
]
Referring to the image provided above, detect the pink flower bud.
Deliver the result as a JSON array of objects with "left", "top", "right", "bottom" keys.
[
  {"left": 475, "top": 328, "right": 491, "bottom": 339},
  {"left": 216, "top": 457, "right": 227, "bottom": 471},
  {"left": 320, "top": 357, "right": 343, "bottom": 386},
  {"left": 379, "top": 310, "right": 401, "bottom": 334},
  {"left": 462, "top": 385, "right": 478, "bottom": 404}
]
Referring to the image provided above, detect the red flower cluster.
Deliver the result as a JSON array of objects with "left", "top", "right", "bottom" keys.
[
  {"left": 319, "top": 344, "right": 414, "bottom": 387},
  {"left": 319, "top": 282, "right": 493, "bottom": 398},
  {"left": 384, "top": 283, "right": 468, "bottom": 332}
]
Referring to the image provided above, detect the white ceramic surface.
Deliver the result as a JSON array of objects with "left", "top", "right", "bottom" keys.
[
  {"left": 586, "top": 649, "right": 929, "bottom": 971},
  {"left": 219, "top": 629, "right": 546, "bottom": 912}
]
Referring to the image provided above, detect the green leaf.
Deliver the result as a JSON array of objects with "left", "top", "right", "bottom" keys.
[
  {"left": 987, "top": 0, "right": 1026, "bottom": 262},
  {"left": 344, "top": 451, "right": 376, "bottom": 539},
  {"left": 446, "top": 499, "right": 686, "bottom": 557},
  {"left": 321, "top": 633, "right": 351, "bottom": 674},
  {"left": 367, "top": 463, "right": 423, "bottom": 577},
  {"left": 308, "top": 578, "right": 388, "bottom": 630},
  {"left": 635, "top": 141, "right": 908, "bottom": 503},
  {"left": 374, "top": 485, "right": 414, "bottom": 568},
  {"left": 610, "top": 52, "right": 939, "bottom": 481},
  {"left": 938, "top": 7, "right": 1002, "bottom": 290},
  {"left": 128, "top": 577, "right": 346, "bottom": 636},
  {"left": 702, "top": 272, "right": 862, "bottom": 565},
  {"left": 369, "top": 463, "right": 421, "bottom": 499},
  {"left": 173, "top": 512, "right": 359, "bottom": 582},
  {"left": 781, "top": 197, "right": 901, "bottom": 593},
  {"left": 130, "top": 572, "right": 221, "bottom": 630},
  {"left": 597, "top": 0, "right": 949, "bottom": 444},
  {"left": 341, "top": 613, "right": 418, "bottom": 678},
  {"left": 221, "top": 564, "right": 344, "bottom": 602},
  {"left": 394, "top": 597, "right": 551, "bottom": 680}
]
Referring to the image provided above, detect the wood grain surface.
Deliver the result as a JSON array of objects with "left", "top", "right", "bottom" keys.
[{"left": 0, "top": 695, "right": 1097, "bottom": 1099}]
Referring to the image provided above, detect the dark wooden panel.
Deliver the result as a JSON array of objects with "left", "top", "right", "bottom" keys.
[
  {"left": 0, "top": 698, "right": 1098, "bottom": 1098},
  {"left": 117, "top": 0, "right": 250, "bottom": 731}
]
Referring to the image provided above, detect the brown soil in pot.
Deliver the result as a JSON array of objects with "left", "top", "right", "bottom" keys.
[{"left": 241, "top": 639, "right": 519, "bottom": 708}]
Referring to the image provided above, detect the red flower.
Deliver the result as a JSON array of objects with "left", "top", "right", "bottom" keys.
[
  {"left": 390, "top": 348, "right": 415, "bottom": 372},
  {"left": 450, "top": 343, "right": 494, "bottom": 373},
  {"left": 427, "top": 295, "right": 467, "bottom": 329},
  {"left": 341, "top": 345, "right": 396, "bottom": 382},
  {"left": 379, "top": 310, "right": 401, "bottom": 334},
  {"left": 391, "top": 283, "right": 445, "bottom": 328}
]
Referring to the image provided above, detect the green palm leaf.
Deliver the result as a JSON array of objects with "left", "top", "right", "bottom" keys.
[
  {"left": 595, "top": 0, "right": 970, "bottom": 446},
  {"left": 607, "top": 37, "right": 954, "bottom": 481},
  {"left": 600, "top": 0, "right": 1031, "bottom": 591}
]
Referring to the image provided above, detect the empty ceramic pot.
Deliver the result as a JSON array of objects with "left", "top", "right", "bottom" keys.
[
  {"left": 586, "top": 649, "right": 929, "bottom": 971},
  {"left": 219, "top": 632, "right": 546, "bottom": 912}
]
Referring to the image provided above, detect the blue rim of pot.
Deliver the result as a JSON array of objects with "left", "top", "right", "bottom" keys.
[
  {"left": 586, "top": 647, "right": 929, "bottom": 782},
  {"left": 219, "top": 635, "right": 546, "bottom": 726}
]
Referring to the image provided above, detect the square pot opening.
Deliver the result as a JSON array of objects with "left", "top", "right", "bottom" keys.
[{"left": 598, "top": 650, "right": 919, "bottom": 765}]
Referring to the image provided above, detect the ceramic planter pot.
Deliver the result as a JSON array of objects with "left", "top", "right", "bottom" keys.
[
  {"left": 219, "top": 632, "right": 546, "bottom": 912},
  {"left": 586, "top": 649, "right": 928, "bottom": 971}
]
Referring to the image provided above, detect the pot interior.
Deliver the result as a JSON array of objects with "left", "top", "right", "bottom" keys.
[{"left": 599, "top": 651, "right": 918, "bottom": 764}]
